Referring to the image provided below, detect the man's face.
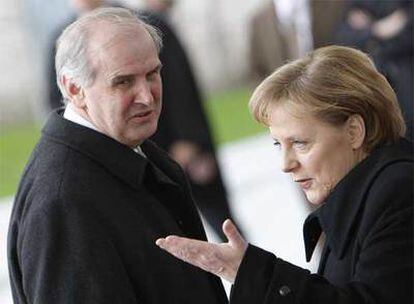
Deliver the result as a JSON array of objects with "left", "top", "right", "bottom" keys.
[{"left": 78, "top": 24, "right": 162, "bottom": 147}]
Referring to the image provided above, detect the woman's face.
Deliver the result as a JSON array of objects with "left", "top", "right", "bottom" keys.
[{"left": 269, "top": 104, "right": 366, "bottom": 205}]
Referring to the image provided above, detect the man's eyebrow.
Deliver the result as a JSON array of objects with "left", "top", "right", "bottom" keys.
[
  {"left": 111, "top": 74, "right": 133, "bottom": 80},
  {"left": 108, "top": 74, "right": 133, "bottom": 84}
]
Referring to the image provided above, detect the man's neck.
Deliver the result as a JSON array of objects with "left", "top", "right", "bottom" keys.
[
  {"left": 63, "top": 103, "right": 146, "bottom": 157},
  {"left": 63, "top": 103, "right": 97, "bottom": 131}
]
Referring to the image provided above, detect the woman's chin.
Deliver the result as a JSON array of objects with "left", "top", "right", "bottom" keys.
[{"left": 305, "top": 191, "right": 326, "bottom": 206}]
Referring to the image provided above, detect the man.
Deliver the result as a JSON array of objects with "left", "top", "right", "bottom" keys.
[
  {"left": 46, "top": 0, "right": 242, "bottom": 242},
  {"left": 8, "top": 7, "right": 227, "bottom": 303}
]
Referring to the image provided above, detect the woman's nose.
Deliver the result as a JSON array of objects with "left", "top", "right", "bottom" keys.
[{"left": 281, "top": 150, "right": 299, "bottom": 173}]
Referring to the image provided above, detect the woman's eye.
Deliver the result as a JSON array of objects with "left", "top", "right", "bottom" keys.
[
  {"left": 273, "top": 141, "right": 281, "bottom": 148},
  {"left": 293, "top": 141, "right": 307, "bottom": 148}
]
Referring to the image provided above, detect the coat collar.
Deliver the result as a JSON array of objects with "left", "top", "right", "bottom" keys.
[
  {"left": 304, "top": 138, "right": 413, "bottom": 261},
  {"left": 42, "top": 109, "right": 178, "bottom": 190}
]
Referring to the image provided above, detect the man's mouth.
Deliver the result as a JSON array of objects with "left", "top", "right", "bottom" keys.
[
  {"left": 128, "top": 110, "right": 155, "bottom": 123},
  {"left": 133, "top": 110, "right": 152, "bottom": 118}
]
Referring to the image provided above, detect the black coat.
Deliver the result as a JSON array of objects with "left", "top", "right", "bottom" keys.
[
  {"left": 7, "top": 110, "right": 228, "bottom": 303},
  {"left": 229, "top": 139, "right": 413, "bottom": 304}
]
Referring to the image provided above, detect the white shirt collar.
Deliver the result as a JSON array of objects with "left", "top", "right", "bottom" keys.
[
  {"left": 63, "top": 103, "right": 146, "bottom": 158},
  {"left": 63, "top": 103, "right": 97, "bottom": 131},
  {"left": 133, "top": 146, "right": 146, "bottom": 158}
]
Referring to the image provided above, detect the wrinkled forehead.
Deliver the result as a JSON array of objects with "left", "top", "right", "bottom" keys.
[{"left": 86, "top": 21, "right": 159, "bottom": 73}]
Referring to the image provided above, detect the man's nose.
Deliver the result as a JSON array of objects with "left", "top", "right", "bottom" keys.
[
  {"left": 281, "top": 149, "right": 298, "bottom": 173},
  {"left": 134, "top": 80, "right": 153, "bottom": 105}
]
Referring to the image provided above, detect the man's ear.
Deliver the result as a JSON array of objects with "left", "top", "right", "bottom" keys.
[
  {"left": 62, "top": 75, "right": 86, "bottom": 108},
  {"left": 346, "top": 114, "right": 366, "bottom": 150}
]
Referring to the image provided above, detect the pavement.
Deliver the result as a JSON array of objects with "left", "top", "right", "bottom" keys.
[{"left": 0, "top": 133, "right": 319, "bottom": 301}]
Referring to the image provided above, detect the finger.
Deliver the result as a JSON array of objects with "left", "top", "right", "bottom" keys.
[
  {"left": 156, "top": 235, "right": 186, "bottom": 250},
  {"left": 156, "top": 236, "right": 224, "bottom": 275},
  {"left": 156, "top": 235, "right": 207, "bottom": 262},
  {"left": 222, "top": 219, "right": 246, "bottom": 249},
  {"left": 155, "top": 237, "right": 166, "bottom": 247},
  {"left": 155, "top": 236, "right": 184, "bottom": 247}
]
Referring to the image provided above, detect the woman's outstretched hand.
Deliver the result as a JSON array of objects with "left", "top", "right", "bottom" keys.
[{"left": 156, "top": 219, "right": 248, "bottom": 283}]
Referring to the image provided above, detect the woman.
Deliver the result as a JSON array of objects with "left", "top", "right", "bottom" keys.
[{"left": 156, "top": 46, "right": 413, "bottom": 303}]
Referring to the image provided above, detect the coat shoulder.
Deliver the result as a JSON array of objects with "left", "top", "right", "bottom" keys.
[{"left": 359, "top": 159, "right": 413, "bottom": 240}]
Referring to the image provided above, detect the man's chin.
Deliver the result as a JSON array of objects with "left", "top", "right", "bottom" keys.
[{"left": 124, "top": 124, "right": 158, "bottom": 147}]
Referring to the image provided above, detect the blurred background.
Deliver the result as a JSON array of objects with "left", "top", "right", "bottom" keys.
[
  {"left": 0, "top": 0, "right": 412, "bottom": 302},
  {"left": 1, "top": 0, "right": 268, "bottom": 197}
]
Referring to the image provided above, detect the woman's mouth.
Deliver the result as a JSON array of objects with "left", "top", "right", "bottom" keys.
[{"left": 295, "top": 178, "right": 312, "bottom": 190}]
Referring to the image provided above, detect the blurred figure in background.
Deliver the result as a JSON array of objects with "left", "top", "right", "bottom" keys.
[
  {"left": 46, "top": 0, "right": 121, "bottom": 110},
  {"left": 142, "top": 0, "right": 242, "bottom": 241},
  {"left": 336, "top": 0, "right": 413, "bottom": 140},
  {"left": 249, "top": 0, "right": 344, "bottom": 85}
]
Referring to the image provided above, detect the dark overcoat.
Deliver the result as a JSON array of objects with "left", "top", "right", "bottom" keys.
[
  {"left": 7, "top": 110, "right": 228, "bottom": 304},
  {"left": 230, "top": 139, "right": 413, "bottom": 304}
]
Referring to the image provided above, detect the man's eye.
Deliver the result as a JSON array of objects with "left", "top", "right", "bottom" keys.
[
  {"left": 117, "top": 79, "right": 131, "bottom": 86},
  {"left": 113, "top": 78, "right": 133, "bottom": 87},
  {"left": 273, "top": 141, "right": 281, "bottom": 148}
]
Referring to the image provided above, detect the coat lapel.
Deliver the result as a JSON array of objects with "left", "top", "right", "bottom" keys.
[{"left": 42, "top": 110, "right": 148, "bottom": 191}]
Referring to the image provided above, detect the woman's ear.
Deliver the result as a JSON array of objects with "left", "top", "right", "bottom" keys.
[
  {"left": 346, "top": 114, "right": 366, "bottom": 150},
  {"left": 62, "top": 75, "right": 86, "bottom": 108}
]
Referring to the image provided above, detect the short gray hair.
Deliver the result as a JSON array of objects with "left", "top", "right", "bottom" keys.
[{"left": 55, "top": 7, "right": 163, "bottom": 102}]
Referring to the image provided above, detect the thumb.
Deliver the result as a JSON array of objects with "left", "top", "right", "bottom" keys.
[{"left": 222, "top": 219, "right": 246, "bottom": 249}]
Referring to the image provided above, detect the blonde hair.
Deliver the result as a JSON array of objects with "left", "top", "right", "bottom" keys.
[{"left": 249, "top": 45, "right": 406, "bottom": 152}]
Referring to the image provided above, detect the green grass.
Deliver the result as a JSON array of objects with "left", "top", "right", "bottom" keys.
[
  {"left": 204, "top": 87, "right": 266, "bottom": 145},
  {"left": 0, "top": 124, "right": 41, "bottom": 197},
  {"left": 0, "top": 87, "right": 265, "bottom": 198}
]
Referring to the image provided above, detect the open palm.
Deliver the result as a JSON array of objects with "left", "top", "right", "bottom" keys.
[{"left": 156, "top": 219, "right": 247, "bottom": 283}]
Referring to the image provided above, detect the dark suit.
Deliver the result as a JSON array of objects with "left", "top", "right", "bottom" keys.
[
  {"left": 229, "top": 139, "right": 413, "bottom": 303},
  {"left": 7, "top": 110, "right": 228, "bottom": 303}
]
